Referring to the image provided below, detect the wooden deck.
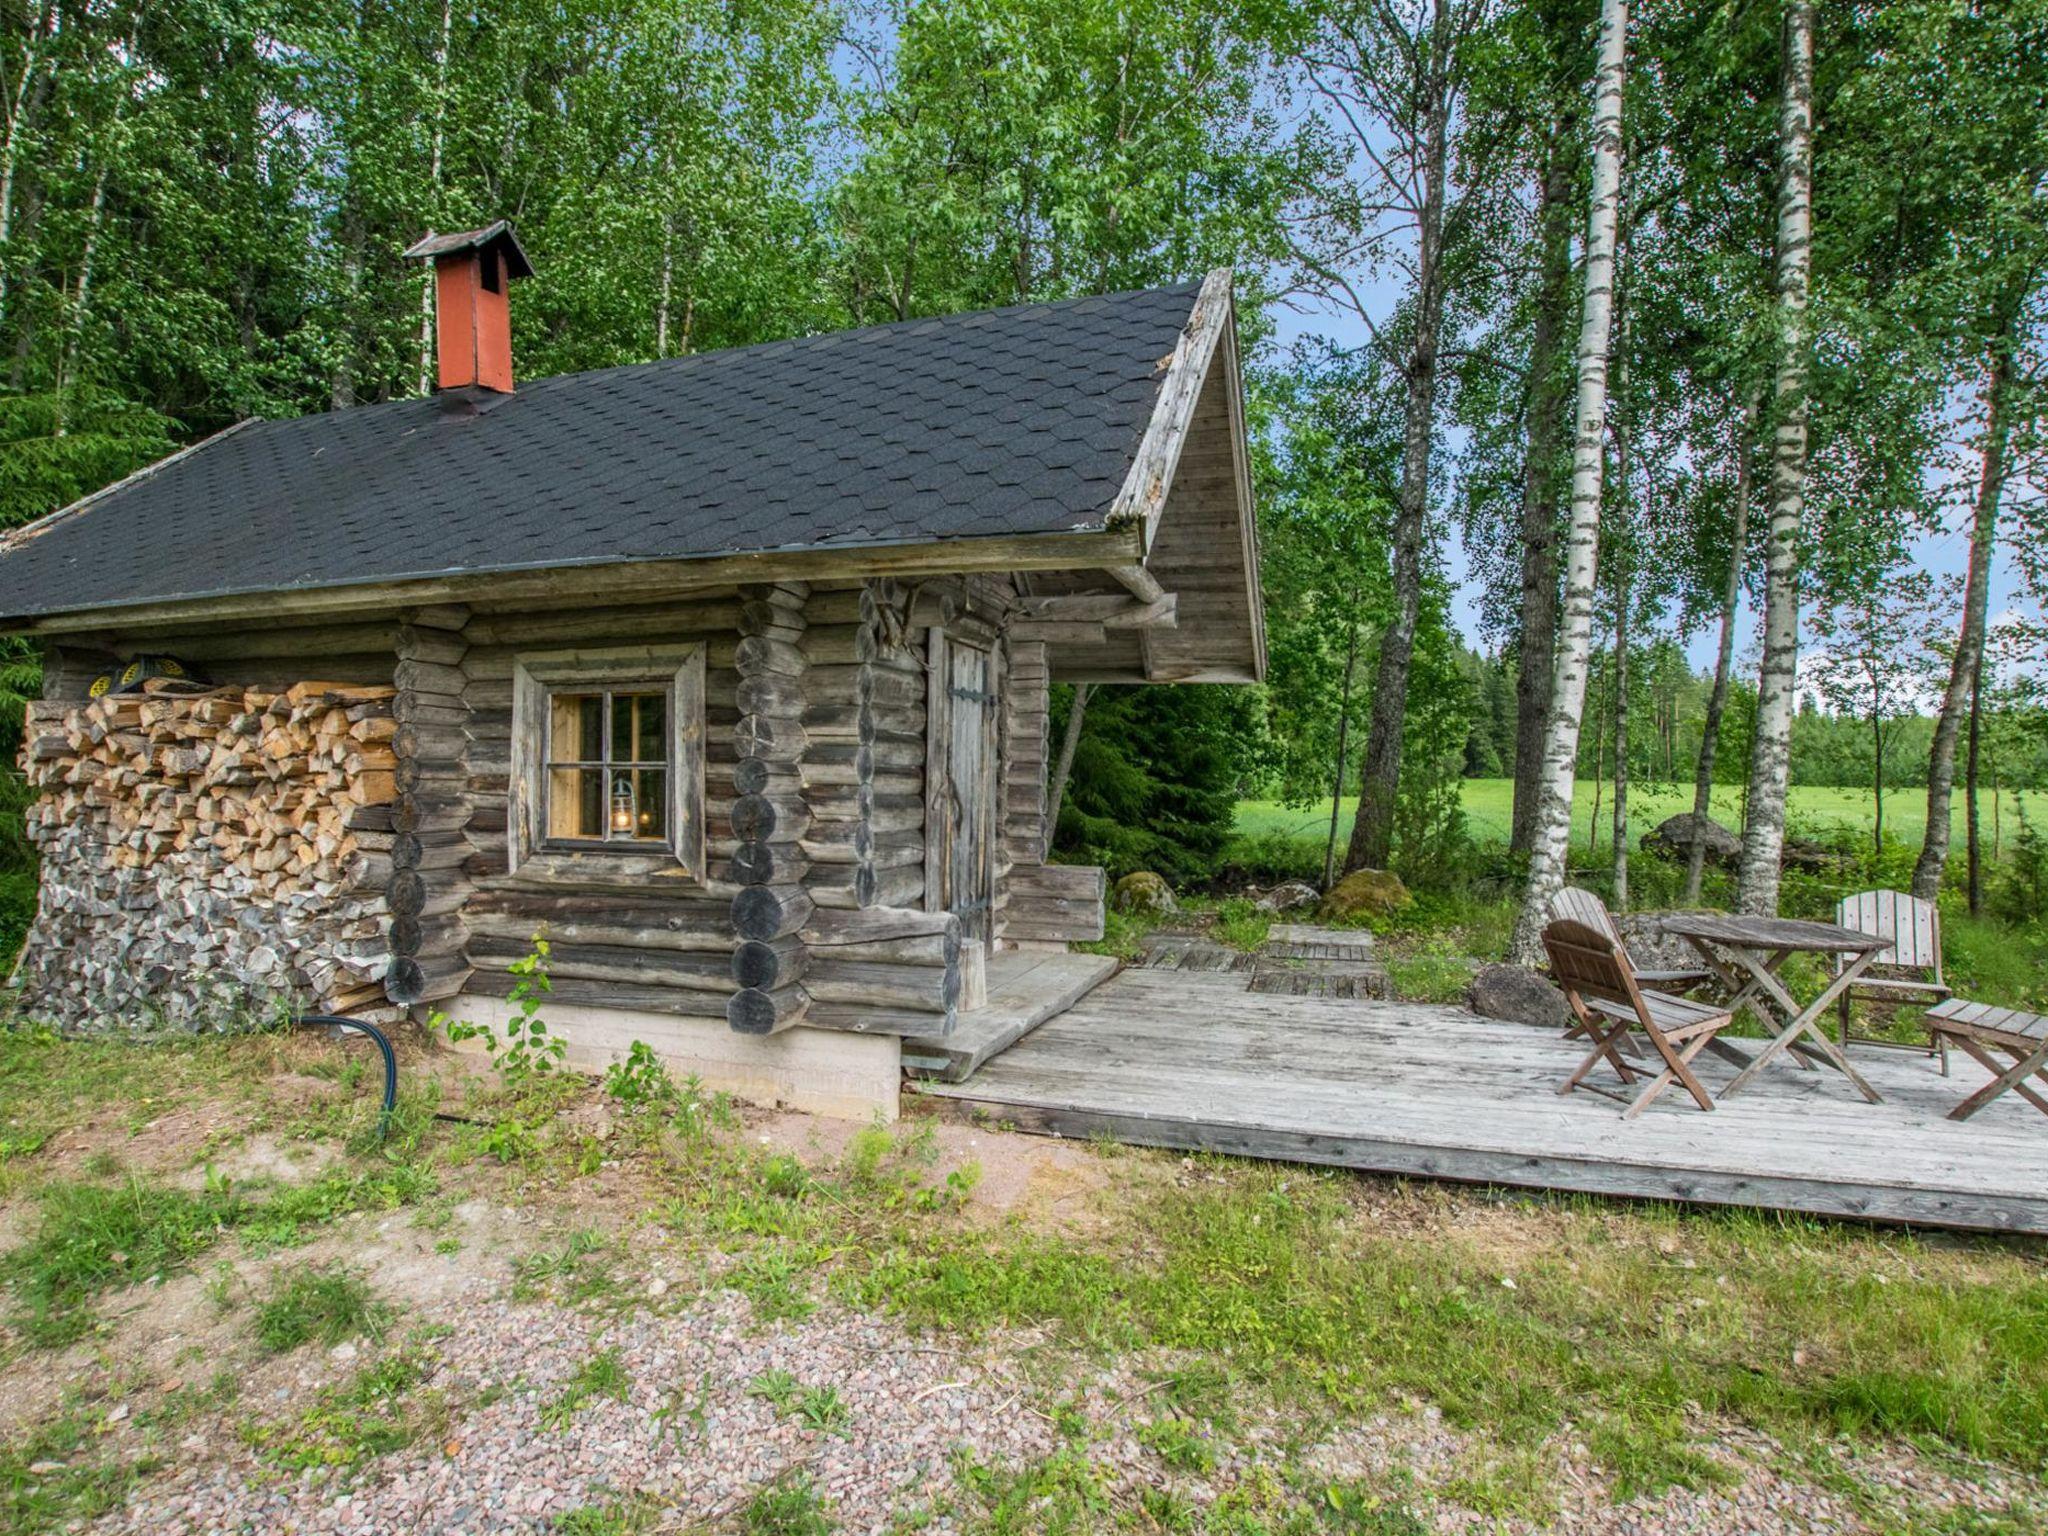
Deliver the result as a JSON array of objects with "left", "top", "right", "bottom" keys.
[
  {"left": 925, "top": 967, "right": 2048, "bottom": 1236},
  {"left": 902, "top": 951, "right": 1119, "bottom": 1083}
]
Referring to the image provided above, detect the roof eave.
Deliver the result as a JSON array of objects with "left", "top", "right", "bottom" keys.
[{"left": 4, "top": 525, "right": 1143, "bottom": 636}]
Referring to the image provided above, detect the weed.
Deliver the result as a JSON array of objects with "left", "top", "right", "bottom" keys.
[
  {"left": 0, "top": 1398, "right": 156, "bottom": 1531},
  {"left": 1210, "top": 896, "right": 1272, "bottom": 952},
  {"left": 750, "top": 1370, "right": 851, "bottom": 1436},
  {"left": 553, "top": 1494, "right": 661, "bottom": 1534},
  {"left": 434, "top": 932, "right": 562, "bottom": 1081},
  {"left": 541, "top": 1348, "right": 631, "bottom": 1431},
  {"left": 512, "top": 1230, "right": 618, "bottom": 1305},
  {"left": 244, "top": 1340, "right": 444, "bottom": 1471},
  {"left": 254, "top": 1263, "right": 392, "bottom": 1353},
  {"left": 729, "top": 1247, "right": 816, "bottom": 1321},
  {"left": 603, "top": 1040, "right": 675, "bottom": 1108},
  {"left": 236, "top": 1163, "right": 437, "bottom": 1251},
  {"left": 1136, "top": 1414, "right": 1219, "bottom": 1473},
  {"left": 743, "top": 1470, "right": 834, "bottom": 1535}
]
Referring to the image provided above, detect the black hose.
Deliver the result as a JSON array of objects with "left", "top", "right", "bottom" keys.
[{"left": 294, "top": 1013, "right": 398, "bottom": 1132}]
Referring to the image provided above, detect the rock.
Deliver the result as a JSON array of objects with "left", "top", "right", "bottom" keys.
[
  {"left": 1316, "top": 868, "right": 1411, "bottom": 922},
  {"left": 1254, "top": 880, "right": 1320, "bottom": 914},
  {"left": 1467, "top": 964, "right": 1572, "bottom": 1029},
  {"left": 1616, "top": 912, "right": 1708, "bottom": 973},
  {"left": 1641, "top": 813, "right": 1740, "bottom": 865},
  {"left": 1780, "top": 836, "right": 1838, "bottom": 872},
  {"left": 1112, "top": 871, "right": 1178, "bottom": 915}
]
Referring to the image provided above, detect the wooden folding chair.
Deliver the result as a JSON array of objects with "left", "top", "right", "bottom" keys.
[
  {"left": 1542, "top": 918, "right": 1739, "bottom": 1118},
  {"left": 1924, "top": 998, "right": 2048, "bottom": 1121},
  {"left": 1834, "top": 890, "right": 1949, "bottom": 1048},
  {"left": 1550, "top": 887, "right": 1714, "bottom": 994}
]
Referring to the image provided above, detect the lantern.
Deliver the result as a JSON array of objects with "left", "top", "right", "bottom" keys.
[{"left": 610, "top": 774, "right": 635, "bottom": 835}]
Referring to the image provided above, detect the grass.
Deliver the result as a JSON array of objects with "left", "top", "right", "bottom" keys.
[
  {"left": 253, "top": 1262, "right": 392, "bottom": 1352},
  {"left": 541, "top": 1347, "right": 632, "bottom": 1430},
  {"left": 242, "top": 1339, "right": 447, "bottom": 1471},
  {"left": 0, "top": 1156, "right": 434, "bottom": 1348},
  {"left": 0, "top": 969, "right": 2043, "bottom": 1524},
  {"left": 743, "top": 1471, "right": 834, "bottom": 1535},
  {"left": 1, "top": 1175, "right": 245, "bottom": 1346},
  {"left": 554, "top": 1495, "right": 662, "bottom": 1534},
  {"left": 1235, "top": 779, "right": 2034, "bottom": 857},
  {"left": 749, "top": 1369, "right": 853, "bottom": 1435}
]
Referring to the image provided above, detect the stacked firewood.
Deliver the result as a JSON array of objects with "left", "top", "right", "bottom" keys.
[{"left": 15, "top": 679, "right": 402, "bottom": 1031}]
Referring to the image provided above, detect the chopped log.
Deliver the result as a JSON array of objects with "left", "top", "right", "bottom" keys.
[{"left": 727, "top": 983, "right": 809, "bottom": 1036}]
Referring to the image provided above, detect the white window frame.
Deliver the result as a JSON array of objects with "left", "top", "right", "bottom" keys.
[{"left": 509, "top": 644, "right": 705, "bottom": 883}]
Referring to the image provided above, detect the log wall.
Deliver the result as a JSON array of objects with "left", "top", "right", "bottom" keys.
[
  {"left": 452, "top": 592, "right": 742, "bottom": 1026},
  {"left": 16, "top": 561, "right": 1103, "bottom": 1061}
]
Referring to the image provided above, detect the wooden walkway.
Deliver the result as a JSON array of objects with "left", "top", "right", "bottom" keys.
[{"left": 925, "top": 967, "right": 2048, "bottom": 1236}]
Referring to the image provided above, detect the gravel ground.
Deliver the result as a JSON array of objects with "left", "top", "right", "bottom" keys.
[
  {"left": 92, "top": 1289, "right": 1055, "bottom": 1535},
  {"left": 76, "top": 1279, "right": 2040, "bottom": 1535}
]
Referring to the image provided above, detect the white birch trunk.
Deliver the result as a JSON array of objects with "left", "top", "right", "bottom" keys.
[
  {"left": 1734, "top": 0, "right": 1815, "bottom": 917},
  {"left": 418, "top": 0, "right": 452, "bottom": 397},
  {"left": 1911, "top": 338, "right": 2014, "bottom": 899},
  {"left": 0, "top": 2, "right": 54, "bottom": 321},
  {"left": 1509, "top": 0, "right": 1629, "bottom": 964}
]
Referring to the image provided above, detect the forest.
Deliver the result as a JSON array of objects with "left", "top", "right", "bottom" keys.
[{"left": 0, "top": 0, "right": 2042, "bottom": 962}]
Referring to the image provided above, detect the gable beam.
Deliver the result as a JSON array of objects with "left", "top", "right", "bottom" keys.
[{"left": 1106, "top": 269, "right": 1235, "bottom": 561}]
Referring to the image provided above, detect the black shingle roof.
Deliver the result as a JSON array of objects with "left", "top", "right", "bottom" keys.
[{"left": 0, "top": 283, "right": 1199, "bottom": 621}]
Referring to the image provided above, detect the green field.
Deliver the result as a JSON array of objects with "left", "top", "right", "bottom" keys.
[{"left": 1237, "top": 778, "right": 2036, "bottom": 855}]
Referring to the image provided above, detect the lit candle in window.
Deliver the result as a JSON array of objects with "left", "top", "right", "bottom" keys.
[{"left": 610, "top": 774, "right": 635, "bottom": 835}]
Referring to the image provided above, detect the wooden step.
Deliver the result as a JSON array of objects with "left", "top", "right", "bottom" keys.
[
  {"left": 904, "top": 951, "right": 1120, "bottom": 1083},
  {"left": 1261, "top": 923, "right": 1376, "bottom": 963}
]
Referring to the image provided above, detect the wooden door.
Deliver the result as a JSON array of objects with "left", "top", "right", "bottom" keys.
[{"left": 929, "top": 632, "right": 999, "bottom": 956}]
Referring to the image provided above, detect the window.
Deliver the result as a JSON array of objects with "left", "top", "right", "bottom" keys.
[
  {"left": 545, "top": 689, "right": 669, "bottom": 844},
  {"left": 510, "top": 645, "right": 704, "bottom": 880}
]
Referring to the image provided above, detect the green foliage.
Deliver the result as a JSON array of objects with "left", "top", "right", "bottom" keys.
[
  {"left": 253, "top": 1263, "right": 393, "bottom": 1353},
  {"left": 1055, "top": 683, "right": 1264, "bottom": 883},
  {"left": 749, "top": 1369, "right": 852, "bottom": 1436},
  {"left": 436, "top": 933, "right": 561, "bottom": 1081},
  {"left": 553, "top": 1497, "right": 661, "bottom": 1536},
  {"left": 1990, "top": 803, "right": 2048, "bottom": 933},
  {"left": 244, "top": 1341, "right": 444, "bottom": 1471},
  {"left": 541, "top": 1347, "right": 632, "bottom": 1430},
  {"left": 742, "top": 1471, "right": 833, "bottom": 1536},
  {"left": 603, "top": 1040, "right": 676, "bottom": 1109},
  {"left": 2, "top": 1174, "right": 244, "bottom": 1346},
  {"left": 511, "top": 1230, "right": 618, "bottom": 1306}
]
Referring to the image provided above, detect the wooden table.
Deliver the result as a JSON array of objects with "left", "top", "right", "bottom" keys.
[{"left": 1657, "top": 913, "right": 1893, "bottom": 1104}]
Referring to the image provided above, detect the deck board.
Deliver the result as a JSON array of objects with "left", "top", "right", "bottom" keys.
[
  {"left": 902, "top": 951, "right": 1118, "bottom": 1082},
  {"left": 925, "top": 968, "right": 2048, "bottom": 1234}
]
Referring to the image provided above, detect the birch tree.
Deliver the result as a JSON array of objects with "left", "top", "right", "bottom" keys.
[
  {"left": 1909, "top": 0, "right": 2048, "bottom": 897},
  {"left": 1286, "top": 0, "right": 1502, "bottom": 875},
  {"left": 1732, "top": 0, "right": 1814, "bottom": 917},
  {"left": 1509, "top": 0, "right": 1628, "bottom": 963},
  {"left": 1684, "top": 390, "right": 1757, "bottom": 903}
]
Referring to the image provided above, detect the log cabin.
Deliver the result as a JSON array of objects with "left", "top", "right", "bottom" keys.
[{"left": 0, "top": 224, "right": 1264, "bottom": 1118}]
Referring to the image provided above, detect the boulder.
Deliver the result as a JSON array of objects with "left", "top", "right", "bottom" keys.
[
  {"left": 1641, "top": 813, "right": 1741, "bottom": 866},
  {"left": 1616, "top": 911, "right": 1708, "bottom": 974},
  {"left": 1317, "top": 868, "right": 1412, "bottom": 922},
  {"left": 1112, "top": 871, "right": 1178, "bottom": 916},
  {"left": 1254, "top": 880, "right": 1320, "bottom": 915},
  {"left": 1467, "top": 963, "right": 1573, "bottom": 1030}
]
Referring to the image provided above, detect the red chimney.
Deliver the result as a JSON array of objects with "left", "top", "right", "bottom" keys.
[{"left": 403, "top": 222, "right": 534, "bottom": 395}]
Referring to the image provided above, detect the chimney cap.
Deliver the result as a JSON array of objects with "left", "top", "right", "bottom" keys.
[{"left": 402, "top": 220, "right": 534, "bottom": 280}]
